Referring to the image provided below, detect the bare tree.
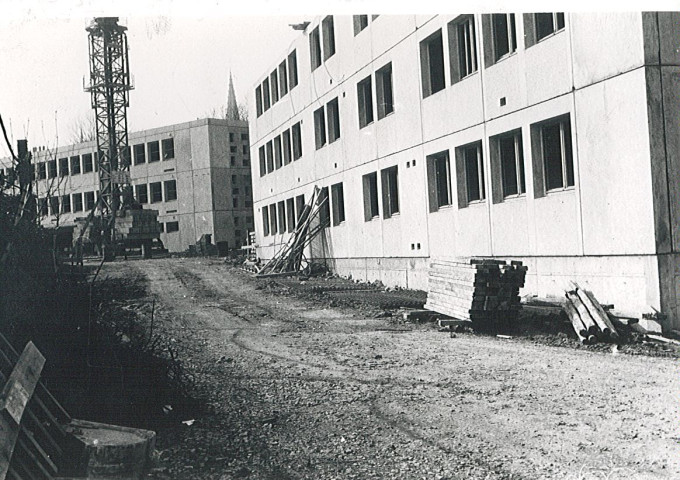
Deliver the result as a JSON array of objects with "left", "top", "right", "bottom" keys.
[
  {"left": 69, "top": 115, "right": 96, "bottom": 144},
  {"left": 237, "top": 102, "right": 249, "bottom": 122}
]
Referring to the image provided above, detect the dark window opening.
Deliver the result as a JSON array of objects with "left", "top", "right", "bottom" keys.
[
  {"left": 150, "top": 182, "right": 163, "bottom": 203},
  {"left": 314, "top": 106, "right": 327, "bottom": 149},
  {"left": 362, "top": 172, "right": 379, "bottom": 221},
  {"left": 353, "top": 15, "right": 369, "bottom": 35},
  {"left": 278, "top": 201, "right": 286, "bottom": 233},
  {"left": 381, "top": 165, "right": 399, "bottom": 218},
  {"left": 499, "top": 132, "right": 525, "bottom": 197},
  {"left": 541, "top": 117, "right": 574, "bottom": 191},
  {"left": 535, "top": 12, "right": 565, "bottom": 41},
  {"left": 318, "top": 186, "right": 331, "bottom": 227},
  {"left": 61, "top": 194, "right": 71, "bottom": 213},
  {"left": 269, "top": 203, "right": 278, "bottom": 234},
  {"left": 262, "top": 206, "right": 270, "bottom": 236},
  {"left": 148, "top": 141, "right": 160, "bottom": 162},
  {"left": 310, "top": 27, "right": 322, "bottom": 70},
  {"left": 70, "top": 156, "right": 81, "bottom": 175},
  {"left": 274, "top": 135, "right": 283, "bottom": 169},
  {"left": 270, "top": 70, "right": 279, "bottom": 104},
  {"left": 59, "top": 157, "right": 68, "bottom": 177},
  {"left": 462, "top": 142, "right": 485, "bottom": 203},
  {"left": 357, "top": 75, "right": 374, "bottom": 128},
  {"left": 279, "top": 61, "right": 289, "bottom": 97},
  {"left": 266, "top": 141, "right": 274, "bottom": 173},
  {"left": 256, "top": 85, "right": 263, "bottom": 117},
  {"left": 282, "top": 129, "right": 292, "bottom": 165},
  {"left": 164, "top": 180, "right": 177, "bottom": 201},
  {"left": 259, "top": 146, "right": 266, "bottom": 177},
  {"left": 492, "top": 13, "right": 517, "bottom": 60},
  {"left": 134, "top": 144, "right": 146, "bottom": 164},
  {"left": 427, "top": 151, "right": 452, "bottom": 211},
  {"left": 327, "top": 98, "right": 341, "bottom": 143},
  {"left": 288, "top": 50, "right": 299, "bottom": 89},
  {"left": 166, "top": 221, "right": 179, "bottom": 233},
  {"left": 322, "top": 16, "right": 336, "bottom": 60},
  {"left": 376, "top": 62, "right": 394, "bottom": 119},
  {"left": 331, "top": 182, "right": 345, "bottom": 226},
  {"left": 162, "top": 138, "right": 175, "bottom": 159},
  {"left": 72, "top": 193, "right": 83, "bottom": 212},
  {"left": 135, "top": 184, "right": 148, "bottom": 204},
  {"left": 286, "top": 198, "right": 296, "bottom": 232},
  {"left": 263, "top": 77, "right": 271, "bottom": 111},
  {"left": 85, "top": 191, "right": 96, "bottom": 211},
  {"left": 420, "top": 30, "right": 445, "bottom": 97},
  {"left": 292, "top": 122, "right": 303, "bottom": 160}
]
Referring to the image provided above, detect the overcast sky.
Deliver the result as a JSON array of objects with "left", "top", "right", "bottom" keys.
[{"left": 0, "top": 0, "right": 669, "bottom": 158}]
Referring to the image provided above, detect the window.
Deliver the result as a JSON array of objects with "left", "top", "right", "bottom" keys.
[
  {"left": 288, "top": 50, "right": 298, "bottom": 89},
  {"left": 259, "top": 146, "right": 266, "bottom": 177},
  {"left": 233, "top": 197, "right": 239, "bottom": 208},
  {"left": 164, "top": 180, "right": 177, "bottom": 201},
  {"left": 449, "top": 15, "right": 478, "bottom": 84},
  {"left": 262, "top": 206, "right": 270, "bottom": 236},
  {"left": 532, "top": 115, "right": 574, "bottom": 193},
  {"left": 318, "top": 186, "right": 331, "bottom": 227},
  {"left": 233, "top": 187, "right": 240, "bottom": 195},
  {"left": 70, "top": 156, "right": 81, "bottom": 175},
  {"left": 327, "top": 98, "right": 341, "bottom": 143},
  {"left": 242, "top": 145, "right": 248, "bottom": 155},
  {"left": 38, "top": 198, "right": 48, "bottom": 216},
  {"left": 166, "top": 221, "right": 179, "bottom": 233},
  {"left": 492, "top": 14, "right": 517, "bottom": 61},
  {"left": 331, "top": 182, "right": 345, "bottom": 226},
  {"left": 357, "top": 75, "right": 374, "bottom": 128},
  {"left": 310, "top": 26, "right": 322, "bottom": 70},
  {"left": 278, "top": 61, "right": 288, "bottom": 97},
  {"left": 295, "top": 194, "right": 306, "bottom": 221},
  {"left": 493, "top": 130, "right": 525, "bottom": 200},
  {"left": 120, "top": 146, "right": 131, "bottom": 168},
  {"left": 381, "top": 166, "right": 399, "bottom": 218},
  {"left": 230, "top": 133, "right": 235, "bottom": 143},
  {"left": 427, "top": 151, "right": 452, "bottom": 211},
  {"left": 456, "top": 141, "right": 485, "bottom": 207},
  {"left": 61, "top": 194, "right": 71, "bottom": 213},
  {"left": 292, "top": 122, "right": 302, "bottom": 160},
  {"left": 49, "top": 196, "right": 59, "bottom": 216},
  {"left": 135, "top": 184, "right": 148, "bottom": 204},
  {"left": 376, "top": 63, "right": 394, "bottom": 119},
  {"left": 38, "top": 162, "right": 46, "bottom": 180},
  {"left": 353, "top": 15, "right": 369, "bottom": 35},
  {"left": 286, "top": 198, "right": 296, "bottom": 232},
  {"left": 85, "top": 191, "right": 96, "bottom": 211},
  {"left": 59, "top": 157, "right": 69, "bottom": 177},
  {"left": 266, "top": 140, "right": 274, "bottom": 173},
  {"left": 48, "top": 160, "right": 57, "bottom": 178},
  {"left": 134, "top": 144, "right": 146, "bottom": 164},
  {"left": 241, "top": 133, "right": 248, "bottom": 142},
  {"left": 94, "top": 151, "right": 99, "bottom": 171},
  {"left": 230, "top": 145, "right": 238, "bottom": 154},
  {"left": 269, "top": 203, "right": 278, "bottom": 234},
  {"left": 270, "top": 71, "right": 279, "bottom": 104},
  {"left": 232, "top": 174, "right": 237, "bottom": 185},
  {"left": 274, "top": 135, "right": 283, "bottom": 169},
  {"left": 536, "top": 13, "right": 565, "bottom": 41},
  {"left": 314, "top": 106, "right": 327, "bottom": 149},
  {"left": 420, "top": 30, "right": 445, "bottom": 97},
  {"left": 322, "top": 16, "right": 336, "bottom": 60},
  {"left": 362, "top": 172, "right": 379, "bottom": 221},
  {"left": 263, "top": 77, "right": 271, "bottom": 111},
  {"left": 256, "top": 85, "right": 263, "bottom": 117},
  {"left": 148, "top": 141, "right": 160, "bottom": 162},
  {"left": 150, "top": 182, "right": 163, "bottom": 203},
  {"left": 231, "top": 157, "right": 236, "bottom": 167},
  {"left": 82, "top": 153, "right": 93, "bottom": 173},
  {"left": 72, "top": 192, "right": 83, "bottom": 212},
  {"left": 243, "top": 158, "right": 250, "bottom": 167},
  {"left": 282, "top": 129, "right": 292, "bottom": 165},
  {"left": 162, "top": 138, "right": 175, "bottom": 159},
  {"left": 278, "top": 201, "right": 286, "bottom": 232}
]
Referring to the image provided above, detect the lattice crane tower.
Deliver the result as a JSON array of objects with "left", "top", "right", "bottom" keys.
[{"left": 85, "top": 17, "right": 133, "bottom": 254}]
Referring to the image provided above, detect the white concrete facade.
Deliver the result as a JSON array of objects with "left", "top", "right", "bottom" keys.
[
  {"left": 1, "top": 118, "right": 254, "bottom": 253},
  {"left": 249, "top": 13, "right": 680, "bottom": 330}
]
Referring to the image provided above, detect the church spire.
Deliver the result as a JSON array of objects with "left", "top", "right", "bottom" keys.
[{"left": 226, "top": 72, "right": 239, "bottom": 121}]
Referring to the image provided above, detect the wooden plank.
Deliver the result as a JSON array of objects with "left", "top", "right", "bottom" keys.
[
  {"left": 566, "top": 292, "right": 599, "bottom": 336},
  {"left": 563, "top": 299, "right": 591, "bottom": 343},
  {"left": 18, "top": 429, "right": 57, "bottom": 474},
  {"left": 578, "top": 289, "right": 619, "bottom": 340}
]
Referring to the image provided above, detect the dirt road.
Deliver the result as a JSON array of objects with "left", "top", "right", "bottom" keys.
[{"left": 103, "top": 257, "right": 679, "bottom": 479}]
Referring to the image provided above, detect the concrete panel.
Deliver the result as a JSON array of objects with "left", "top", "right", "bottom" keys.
[
  {"left": 421, "top": 76, "right": 484, "bottom": 143},
  {"left": 524, "top": 31, "right": 572, "bottom": 106},
  {"left": 575, "top": 68, "right": 657, "bottom": 255},
  {"left": 190, "top": 125, "right": 211, "bottom": 169},
  {"left": 483, "top": 51, "right": 527, "bottom": 121},
  {"left": 533, "top": 191, "right": 580, "bottom": 256},
  {"left": 371, "top": 15, "right": 417, "bottom": 60},
  {"left": 490, "top": 197, "right": 530, "bottom": 256},
  {"left": 455, "top": 202, "right": 492, "bottom": 256}
]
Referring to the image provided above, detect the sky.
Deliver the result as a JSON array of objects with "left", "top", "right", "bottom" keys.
[{"left": 0, "top": 0, "right": 670, "bottom": 158}]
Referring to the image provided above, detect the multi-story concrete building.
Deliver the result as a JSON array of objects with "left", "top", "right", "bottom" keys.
[
  {"left": 249, "top": 13, "right": 680, "bottom": 330},
  {"left": 1, "top": 118, "right": 254, "bottom": 252}
]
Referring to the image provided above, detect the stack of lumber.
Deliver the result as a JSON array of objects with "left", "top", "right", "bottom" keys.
[
  {"left": 115, "top": 208, "right": 161, "bottom": 238},
  {"left": 564, "top": 285, "right": 619, "bottom": 344},
  {"left": 424, "top": 258, "right": 527, "bottom": 326}
]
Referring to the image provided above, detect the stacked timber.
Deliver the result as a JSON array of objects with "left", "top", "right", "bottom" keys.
[
  {"left": 424, "top": 258, "right": 527, "bottom": 328},
  {"left": 115, "top": 208, "right": 161, "bottom": 238},
  {"left": 564, "top": 285, "right": 619, "bottom": 344}
]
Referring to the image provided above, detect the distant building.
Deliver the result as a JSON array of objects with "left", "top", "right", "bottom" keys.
[
  {"left": 249, "top": 13, "right": 680, "bottom": 330},
  {"left": 0, "top": 118, "right": 254, "bottom": 252}
]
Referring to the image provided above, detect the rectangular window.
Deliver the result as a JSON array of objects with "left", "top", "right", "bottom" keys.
[
  {"left": 499, "top": 131, "right": 525, "bottom": 198},
  {"left": 82, "top": 153, "right": 93, "bottom": 173},
  {"left": 70, "top": 155, "right": 81, "bottom": 175},
  {"left": 314, "top": 106, "right": 327, "bottom": 150},
  {"left": 282, "top": 129, "right": 292, "bottom": 165},
  {"left": 135, "top": 184, "right": 148, "bottom": 204},
  {"left": 535, "top": 116, "right": 574, "bottom": 192},
  {"left": 451, "top": 16, "right": 478, "bottom": 82},
  {"left": 292, "top": 122, "right": 302, "bottom": 160},
  {"left": 262, "top": 205, "right": 270, "bottom": 236},
  {"left": 38, "top": 162, "right": 46, "bottom": 180},
  {"left": 230, "top": 133, "right": 235, "bottom": 143},
  {"left": 241, "top": 133, "right": 248, "bottom": 142},
  {"left": 353, "top": 15, "right": 369, "bottom": 35},
  {"left": 535, "top": 13, "right": 565, "bottom": 41},
  {"left": 242, "top": 145, "right": 248, "bottom": 155},
  {"left": 266, "top": 140, "right": 274, "bottom": 173},
  {"left": 150, "top": 181, "right": 163, "bottom": 203},
  {"left": 134, "top": 144, "right": 146, "bottom": 164},
  {"left": 318, "top": 186, "right": 331, "bottom": 227},
  {"left": 288, "top": 50, "right": 298, "bottom": 89},
  {"left": 162, "top": 138, "right": 175, "bottom": 159},
  {"left": 331, "top": 182, "right": 345, "bottom": 226},
  {"left": 376, "top": 63, "right": 394, "bottom": 119},
  {"left": 231, "top": 156, "right": 236, "bottom": 167},
  {"left": 327, "top": 98, "right": 341, "bottom": 143},
  {"left": 259, "top": 146, "right": 266, "bottom": 177},
  {"left": 59, "top": 157, "right": 69, "bottom": 177},
  {"left": 233, "top": 197, "right": 239, "bottom": 208},
  {"left": 310, "top": 26, "right": 322, "bottom": 70},
  {"left": 72, "top": 192, "right": 83, "bottom": 212},
  {"left": 48, "top": 160, "right": 57, "bottom": 178},
  {"left": 381, "top": 166, "right": 399, "bottom": 218},
  {"left": 230, "top": 145, "right": 238, "bottom": 154},
  {"left": 269, "top": 203, "right": 278, "bottom": 234},
  {"left": 322, "top": 16, "right": 336, "bottom": 60},
  {"left": 357, "top": 75, "right": 374, "bottom": 128},
  {"left": 279, "top": 61, "right": 288, "bottom": 97},
  {"left": 263, "top": 77, "right": 271, "bottom": 111},
  {"left": 295, "top": 194, "right": 306, "bottom": 221},
  {"left": 492, "top": 13, "right": 517, "bottom": 60},
  {"left": 270, "top": 70, "right": 279, "bottom": 104},
  {"left": 362, "top": 172, "right": 379, "bottom": 221},
  {"left": 94, "top": 151, "right": 99, "bottom": 171},
  {"left": 274, "top": 136, "right": 283, "bottom": 169},
  {"left": 277, "top": 201, "right": 286, "bottom": 232},
  {"left": 256, "top": 85, "right": 263, "bottom": 117},
  {"left": 38, "top": 198, "right": 48, "bottom": 217},
  {"left": 120, "top": 146, "right": 131, "bottom": 168},
  {"left": 164, "top": 180, "right": 177, "bottom": 201},
  {"left": 286, "top": 198, "right": 296, "bottom": 232},
  {"left": 61, "top": 194, "right": 71, "bottom": 213},
  {"left": 232, "top": 174, "right": 238, "bottom": 185},
  {"left": 85, "top": 191, "right": 95, "bottom": 211},
  {"left": 49, "top": 196, "right": 59, "bottom": 216},
  {"left": 166, "top": 221, "right": 179, "bottom": 233},
  {"left": 456, "top": 141, "right": 485, "bottom": 206},
  {"left": 243, "top": 157, "right": 250, "bottom": 167},
  {"left": 427, "top": 151, "right": 452, "bottom": 211},
  {"left": 148, "top": 141, "right": 161, "bottom": 162},
  {"left": 420, "top": 30, "right": 445, "bottom": 98}
]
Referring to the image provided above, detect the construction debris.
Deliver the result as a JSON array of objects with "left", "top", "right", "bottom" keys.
[
  {"left": 424, "top": 257, "right": 527, "bottom": 329},
  {"left": 564, "top": 285, "right": 619, "bottom": 344}
]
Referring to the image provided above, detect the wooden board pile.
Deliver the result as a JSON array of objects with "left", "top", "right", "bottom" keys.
[
  {"left": 424, "top": 258, "right": 527, "bottom": 328},
  {"left": 564, "top": 285, "right": 619, "bottom": 344}
]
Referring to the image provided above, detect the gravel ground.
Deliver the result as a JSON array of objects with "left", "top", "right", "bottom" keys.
[{"left": 98, "top": 257, "right": 680, "bottom": 480}]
